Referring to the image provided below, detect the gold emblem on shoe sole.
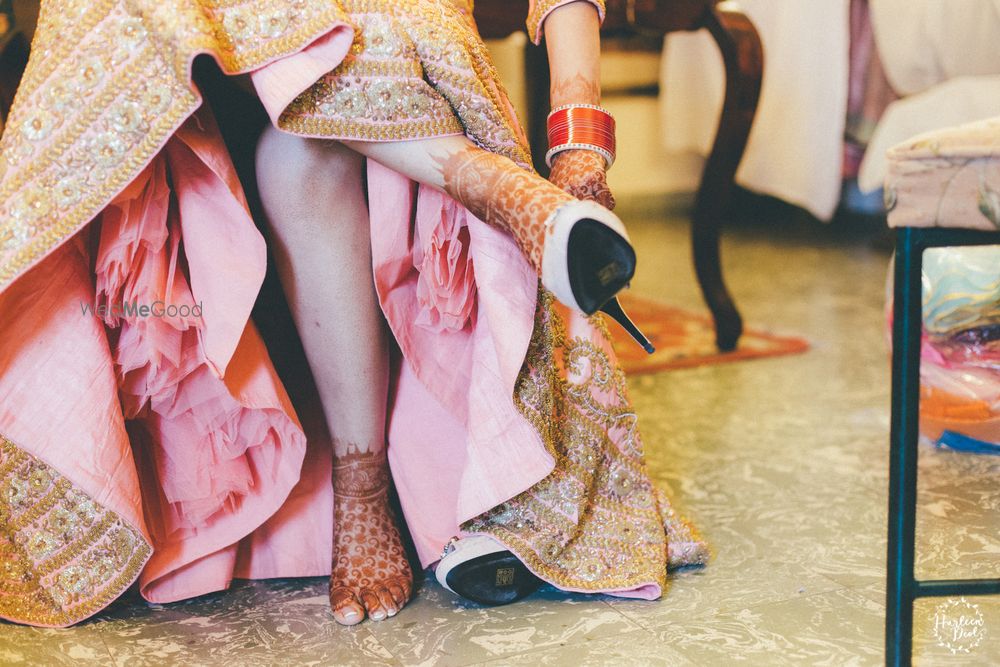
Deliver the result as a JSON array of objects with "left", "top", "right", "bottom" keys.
[
  {"left": 495, "top": 567, "right": 515, "bottom": 587},
  {"left": 597, "top": 262, "right": 622, "bottom": 286}
]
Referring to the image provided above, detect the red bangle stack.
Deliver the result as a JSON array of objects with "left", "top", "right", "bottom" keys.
[{"left": 546, "top": 104, "right": 617, "bottom": 169}]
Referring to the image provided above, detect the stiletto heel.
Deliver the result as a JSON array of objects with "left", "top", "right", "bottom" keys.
[
  {"left": 601, "top": 297, "right": 656, "bottom": 354},
  {"left": 539, "top": 200, "right": 655, "bottom": 354}
]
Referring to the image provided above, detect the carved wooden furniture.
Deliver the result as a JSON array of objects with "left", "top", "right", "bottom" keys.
[{"left": 474, "top": 0, "right": 763, "bottom": 351}]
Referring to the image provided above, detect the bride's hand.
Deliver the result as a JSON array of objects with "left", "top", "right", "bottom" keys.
[{"left": 547, "top": 149, "right": 616, "bottom": 210}]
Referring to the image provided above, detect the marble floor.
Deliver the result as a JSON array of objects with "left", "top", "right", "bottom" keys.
[{"left": 1, "top": 199, "right": 997, "bottom": 666}]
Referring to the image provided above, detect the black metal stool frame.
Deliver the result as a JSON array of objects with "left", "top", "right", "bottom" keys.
[{"left": 886, "top": 226, "right": 1000, "bottom": 666}]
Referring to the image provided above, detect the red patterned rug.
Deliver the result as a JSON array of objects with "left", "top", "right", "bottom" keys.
[{"left": 609, "top": 294, "right": 810, "bottom": 376}]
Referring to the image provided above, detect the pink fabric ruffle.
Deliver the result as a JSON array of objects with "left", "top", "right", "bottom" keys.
[
  {"left": 412, "top": 189, "right": 478, "bottom": 333},
  {"left": 366, "top": 164, "right": 558, "bottom": 533},
  {"left": 94, "top": 159, "right": 204, "bottom": 419},
  {"left": 82, "top": 105, "right": 324, "bottom": 603},
  {"left": 92, "top": 110, "right": 301, "bottom": 539}
]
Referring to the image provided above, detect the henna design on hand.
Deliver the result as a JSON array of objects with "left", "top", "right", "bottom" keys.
[
  {"left": 550, "top": 73, "right": 601, "bottom": 107},
  {"left": 548, "top": 149, "right": 616, "bottom": 210},
  {"left": 435, "top": 146, "right": 575, "bottom": 273}
]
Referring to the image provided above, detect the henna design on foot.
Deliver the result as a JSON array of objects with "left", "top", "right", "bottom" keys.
[{"left": 330, "top": 443, "right": 413, "bottom": 625}]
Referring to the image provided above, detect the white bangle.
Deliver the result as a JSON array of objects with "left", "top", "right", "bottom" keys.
[
  {"left": 545, "top": 143, "right": 615, "bottom": 170},
  {"left": 547, "top": 103, "right": 616, "bottom": 120}
]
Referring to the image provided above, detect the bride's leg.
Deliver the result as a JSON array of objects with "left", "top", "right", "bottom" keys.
[
  {"left": 254, "top": 125, "right": 412, "bottom": 626},
  {"left": 344, "top": 135, "right": 576, "bottom": 275}
]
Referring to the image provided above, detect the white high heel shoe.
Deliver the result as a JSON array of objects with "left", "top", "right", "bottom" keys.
[
  {"left": 434, "top": 535, "right": 542, "bottom": 605},
  {"left": 540, "top": 200, "right": 655, "bottom": 354}
]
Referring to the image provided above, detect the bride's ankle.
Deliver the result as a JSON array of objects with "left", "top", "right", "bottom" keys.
[
  {"left": 329, "top": 441, "right": 413, "bottom": 623},
  {"left": 332, "top": 441, "right": 390, "bottom": 499}
]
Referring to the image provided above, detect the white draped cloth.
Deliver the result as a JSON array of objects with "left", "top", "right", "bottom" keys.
[
  {"left": 660, "top": 0, "right": 1000, "bottom": 217},
  {"left": 660, "top": 0, "right": 851, "bottom": 221}
]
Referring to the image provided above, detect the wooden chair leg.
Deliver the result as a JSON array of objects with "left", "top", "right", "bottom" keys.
[{"left": 694, "top": 3, "right": 763, "bottom": 351}]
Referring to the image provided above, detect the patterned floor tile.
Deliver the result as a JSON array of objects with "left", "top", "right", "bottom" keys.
[
  {"left": 0, "top": 621, "right": 115, "bottom": 665},
  {"left": 94, "top": 579, "right": 397, "bottom": 667},
  {"left": 481, "top": 628, "right": 695, "bottom": 666},
  {"left": 913, "top": 595, "right": 1000, "bottom": 666},
  {"left": 363, "top": 581, "right": 641, "bottom": 666},
  {"left": 856, "top": 583, "right": 999, "bottom": 666},
  {"left": 647, "top": 587, "right": 886, "bottom": 666}
]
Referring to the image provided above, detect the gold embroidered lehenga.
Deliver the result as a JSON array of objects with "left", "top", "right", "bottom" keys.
[{"left": 0, "top": 0, "right": 706, "bottom": 627}]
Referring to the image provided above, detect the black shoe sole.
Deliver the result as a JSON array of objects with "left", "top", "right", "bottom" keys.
[
  {"left": 444, "top": 551, "right": 543, "bottom": 606},
  {"left": 567, "top": 218, "right": 636, "bottom": 316}
]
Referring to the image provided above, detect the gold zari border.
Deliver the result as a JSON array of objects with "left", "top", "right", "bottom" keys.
[
  {"left": 462, "top": 291, "right": 674, "bottom": 593},
  {"left": 0, "top": 435, "right": 152, "bottom": 627},
  {"left": 0, "top": 1, "right": 353, "bottom": 292}
]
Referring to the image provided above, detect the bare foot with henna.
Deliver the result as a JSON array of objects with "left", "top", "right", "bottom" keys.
[{"left": 329, "top": 444, "right": 413, "bottom": 625}]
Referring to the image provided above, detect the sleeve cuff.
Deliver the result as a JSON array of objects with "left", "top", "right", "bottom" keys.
[{"left": 526, "top": 0, "right": 606, "bottom": 45}]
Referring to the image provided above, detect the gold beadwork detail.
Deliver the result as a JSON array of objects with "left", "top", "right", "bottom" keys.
[
  {"left": 0, "top": 434, "right": 151, "bottom": 627},
  {"left": 0, "top": 1, "right": 351, "bottom": 292},
  {"left": 276, "top": 2, "right": 532, "bottom": 167}
]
